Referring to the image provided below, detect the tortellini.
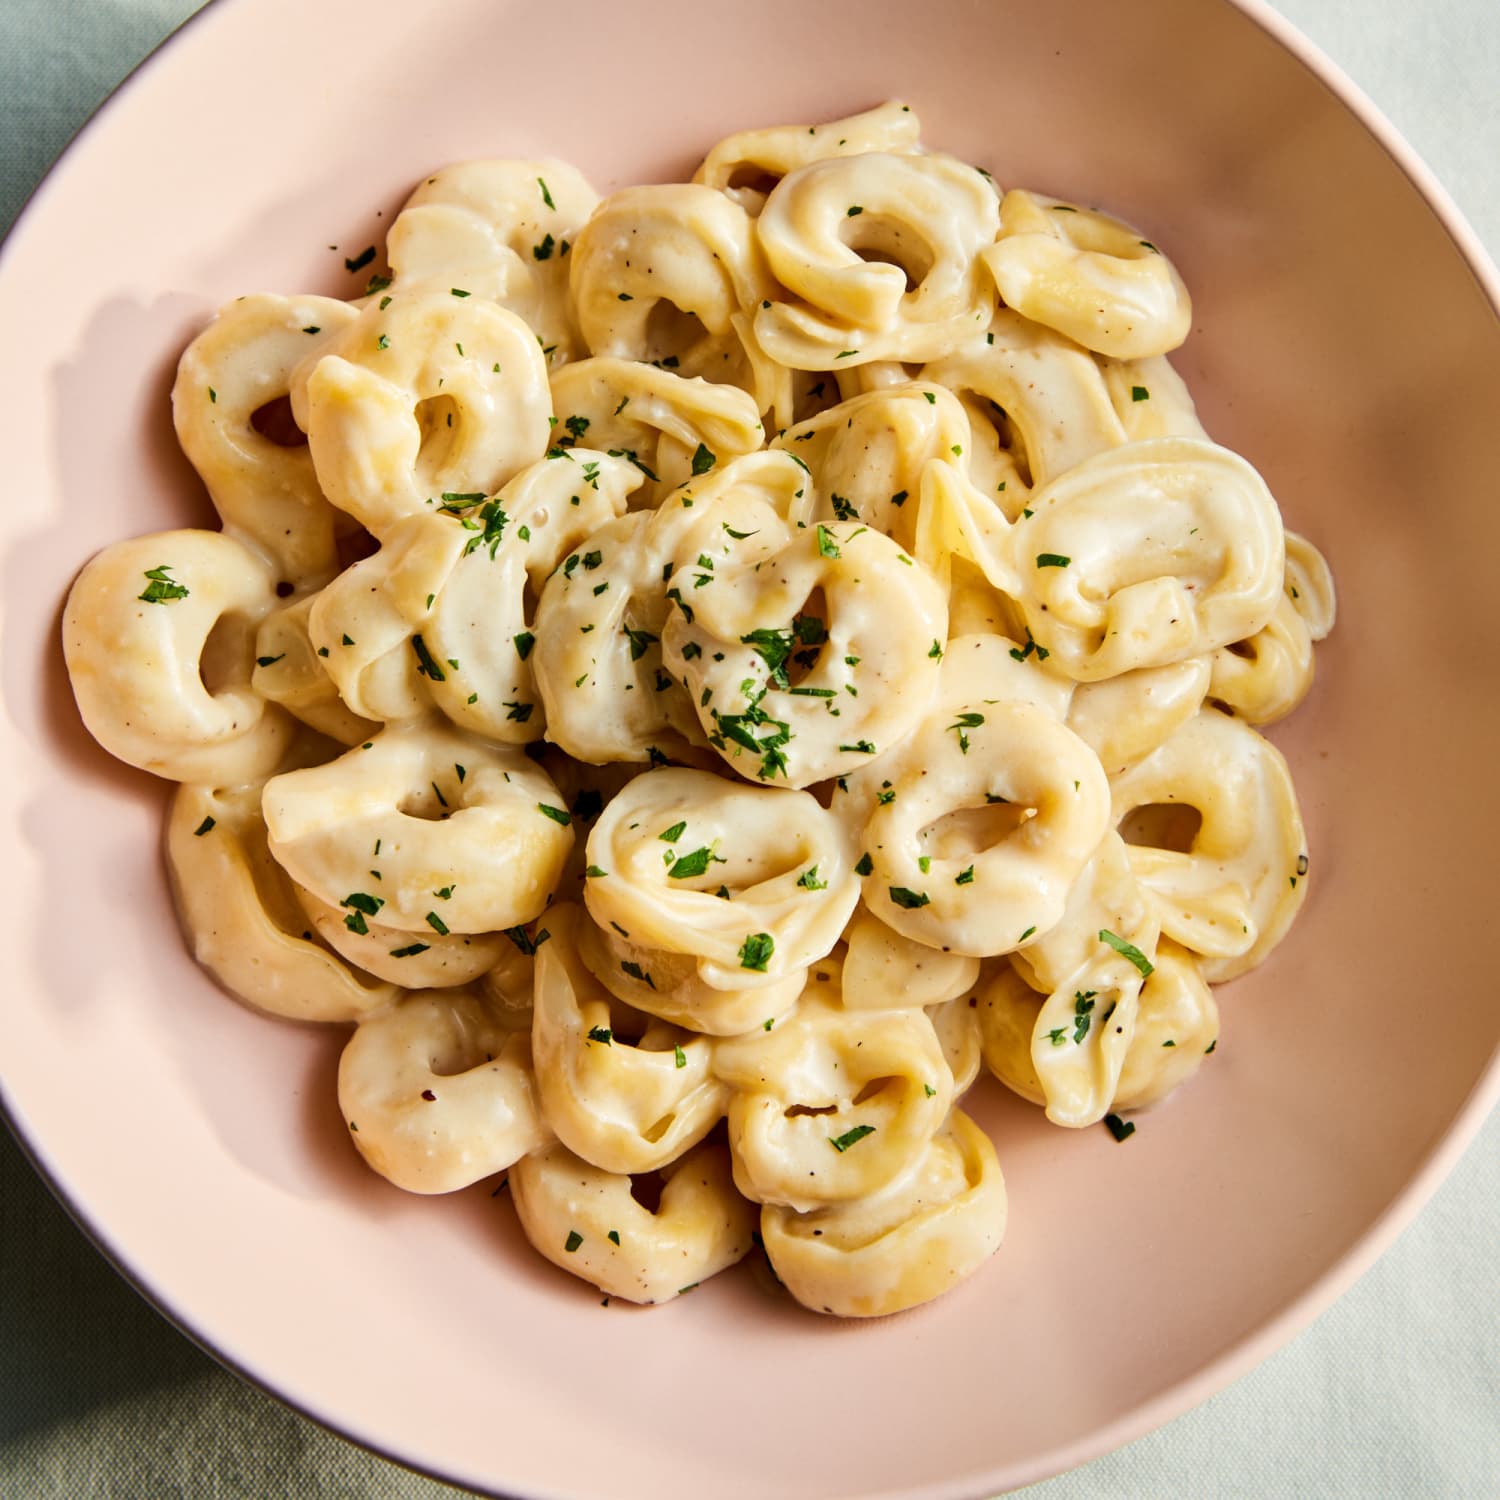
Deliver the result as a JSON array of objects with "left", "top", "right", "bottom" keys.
[{"left": 63, "top": 100, "right": 1334, "bottom": 1323}]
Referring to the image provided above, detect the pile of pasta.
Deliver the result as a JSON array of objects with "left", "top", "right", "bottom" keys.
[{"left": 62, "top": 101, "right": 1334, "bottom": 1318}]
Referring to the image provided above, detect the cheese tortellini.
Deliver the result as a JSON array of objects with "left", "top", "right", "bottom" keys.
[{"left": 62, "top": 100, "right": 1333, "bottom": 1321}]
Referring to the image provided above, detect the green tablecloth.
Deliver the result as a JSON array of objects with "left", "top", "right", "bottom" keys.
[{"left": 2, "top": 2, "right": 1496, "bottom": 1494}]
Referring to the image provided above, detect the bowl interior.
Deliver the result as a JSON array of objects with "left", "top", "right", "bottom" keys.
[{"left": 2, "top": 1, "right": 1498, "bottom": 1497}]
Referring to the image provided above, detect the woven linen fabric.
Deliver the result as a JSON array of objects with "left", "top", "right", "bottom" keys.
[{"left": 1, "top": 2, "right": 1496, "bottom": 1496}]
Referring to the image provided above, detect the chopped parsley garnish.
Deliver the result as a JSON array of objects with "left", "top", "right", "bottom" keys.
[
  {"left": 1018, "top": 925, "right": 1036, "bottom": 942},
  {"left": 955, "top": 866, "right": 975, "bottom": 885},
  {"left": 620, "top": 961, "right": 655, "bottom": 988},
  {"left": 587, "top": 1026, "right": 612, "bottom": 1045},
  {"left": 829, "top": 1124, "right": 876, "bottom": 1152},
  {"left": 564, "top": 1230, "right": 583, "bottom": 1253},
  {"left": 504, "top": 701, "right": 533, "bottom": 722},
  {"left": 831, "top": 493, "right": 858, "bottom": 521},
  {"left": 1104, "top": 1113, "right": 1136, "bottom": 1142},
  {"left": 622, "top": 624, "right": 659, "bottom": 662},
  {"left": 854, "top": 853, "right": 874, "bottom": 876},
  {"left": 255, "top": 654, "right": 284, "bottom": 667},
  {"left": 192, "top": 816, "right": 215, "bottom": 836},
  {"left": 585, "top": 865, "right": 607, "bottom": 879},
  {"left": 1099, "top": 929, "right": 1155, "bottom": 977},
  {"left": 1009, "top": 629, "right": 1051, "bottom": 663},
  {"left": 502, "top": 924, "right": 551, "bottom": 956},
  {"left": 138, "top": 565, "right": 189, "bottom": 604},
  {"left": 1047, "top": 1028, "right": 1067, "bottom": 1046},
  {"left": 537, "top": 803, "right": 571, "bottom": 826},
  {"left": 947, "top": 711, "right": 983, "bottom": 753},
  {"left": 511, "top": 630, "right": 536, "bottom": 662},
  {"left": 389, "top": 943, "right": 430, "bottom": 958},
  {"left": 691, "top": 442, "right": 717, "bottom": 475},
  {"left": 815, "top": 525, "right": 841, "bottom": 558},
  {"left": 410, "top": 634, "right": 446, "bottom": 680},
  {"left": 1035, "top": 553, "right": 1071, "bottom": 569},
  {"left": 929, "top": 640, "right": 943, "bottom": 658},
  {"left": 839, "top": 740, "right": 875, "bottom": 755},
  {"left": 376, "top": 334, "right": 389, "bottom": 350},
  {"left": 669, "top": 846, "right": 722, "bottom": 880},
  {"left": 738, "top": 932, "right": 775, "bottom": 971},
  {"left": 796, "top": 866, "right": 827, "bottom": 891},
  {"left": 606, "top": 447, "right": 659, "bottom": 481},
  {"left": 847, "top": 205, "right": 864, "bottom": 217},
  {"left": 1131, "top": 386, "right": 1150, "bottom": 402},
  {"left": 659, "top": 820, "right": 687, "bottom": 842},
  {"left": 344, "top": 245, "right": 375, "bottom": 272},
  {"left": 533, "top": 234, "right": 556, "bottom": 260},
  {"left": 673, "top": 1045, "right": 687, "bottom": 1069},
  {"left": 426, "top": 911, "right": 450, "bottom": 936},
  {"left": 889, "top": 887, "right": 930, "bottom": 909},
  {"left": 537, "top": 176, "right": 555, "bottom": 209}
]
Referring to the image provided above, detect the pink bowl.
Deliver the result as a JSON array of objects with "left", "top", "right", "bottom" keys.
[{"left": 2, "top": 1, "right": 1497, "bottom": 1495}]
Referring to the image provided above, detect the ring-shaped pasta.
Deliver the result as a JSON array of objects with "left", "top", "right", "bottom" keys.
[
  {"left": 769, "top": 384, "right": 969, "bottom": 552},
  {"left": 173, "top": 293, "right": 360, "bottom": 590},
  {"left": 664, "top": 516, "right": 947, "bottom": 789},
  {"left": 386, "top": 158, "right": 599, "bottom": 368},
  {"left": 583, "top": 767, "right": 859, "bottom": 990},
  {"left": 337, "top": 987, "right": 548, "bottom": 1193},
  {"left": 840, "top": 907, "right": 980, "bottom": 1011},
  {"left": 997, "top": 437, "right": 1285, "bottom": 682},
  {"left": 575, "top": 913, "right": 805, "bottom": 1036},
  {"left": 1111, "top": 709, "right": 1308, "bottom": 982},
  {"left": 252, "top": 593, "right": 380, "bottom": 746},
  {"left": 1208, "top": 592, "right": 1315, "bottom": 726},
  {"left": 530, "top": 906, "right": 725, "bottom": 1174},
  {"left": 694, "top": 100, "right": 923, "bottom": 216},
  {"left": 1099, "top": 354, "right": 1208, "bottom": 442},
  {"left": 754, "top": 152, "right": 999, "bottom": 368},
  {"left": 922, "top": 311, "right": 1128, "bottom": 497},
  {"left": 855, "top": 699, "right": 1111, "bottom": 957},
  {"left": 294, "top": 882, "right": 509, "bottom": 987},
  {"left": 569, "top": 184, "right": 785, "bottom": 416},
  {"left": 63, "top": 529, "right": 294, "bottom": 783},
  {"left": 714, "top": 980, "right": 952, "bottom": 1211},
  {"left": 307, "top": 450, "right": 640, "bottom": 736},
  {"left": 167, "top": 774, "right": 397, "bottom": 1022},
  {"left": 547, "top": 357, "right": 766, "bottom": 506},
  {"left": 1285, "top": 530, "right": 1336, "bottom": 641},
  {"left": 759, "top": 1109, "right": 1005, "bottom": 1317},
  {"left": 979, "top": 942, "right": 1217, "bottom": 1119},
  {"left": 532, "top": 450, "right": 808, "bottom": 765},
  {"left": 982, "top": 190, "right": 1192, "bottom": 360},
  {"left": 510, "top": 1139, "right": 755, "bottom": 1304},
  {"left": 262, "top": 719, "right": 573, "bottom": 935},
  {"left": 290, "top": 288, "right": 552, "bottom": 536}
]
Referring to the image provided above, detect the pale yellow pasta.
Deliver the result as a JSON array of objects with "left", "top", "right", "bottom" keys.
[
  {"left": 511, "top": 1139, "right": 755, "bottom": 1304},
  {"left": 252, "top": 593, "right": 380, "bottom": 746},
  {"left": 385, "top": 158, "right": 598, "bottom": 367},
  {"left": 173, "top": 293, "right": 359, "bottom": 590},
  {"left": 576, "top": 912, "right": 805, "bottom": 1037},
  {"left": 547, "top": 357, "right": 765, "bottom": 505},
  {"left": 1112, "top": 709, "right": 1307, "bottom": 982},
  {"left": 583, "top": 767, "right": 858, "bottom": 990},
  {"left": 167, "top": 776, "right": 397, "bottom": 1023},
  {"left": 714, "top": 973, "right": 952, "bottom": 1211},
  {"left": 840, "top": 907, "right": 980, "bottom": 1011},
  {"left": 982, "top": 190, "right": 1192, "bottom": 359},
  {"left": 262, "top": 719, "right": 572, "bottom": 936},
  {"left": 291, "top": 288, "right": 552, "bottom": 536},
  {"left": 293, "top": 882, "right": 509, "bottom": 987},
  {"left": 569, "top": 184, "right": 786, "bottom": 417},
  {"left": 664, "top": 512, "right": 948, "bottom": 789},
  {"left": 66, "top": 104, "right": 1336, "bottom": 1321},
  {"left": 531, "top": 907, "right": 725, "bottom": 1174},
  {"left": 338, "top": 986, "right": 548, "bottom": 1193},
  {"left": 755, "top": 151, "right": 999, "bottom": 367},
  {"left": 695, "top": 100, "right": 922, "bottom": 216},
  {"left": 761, "top": 1110, "right": 1005, "bottom": 1317},
  {"left": 64, "top": 529, "right": 293, "bottom": 783}
]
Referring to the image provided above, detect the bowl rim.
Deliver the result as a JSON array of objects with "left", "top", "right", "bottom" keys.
[{"left": 2, "top": 0, "right": 1498, "bottom": 1495}]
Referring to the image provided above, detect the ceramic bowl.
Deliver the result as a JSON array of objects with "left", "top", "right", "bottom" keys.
[{"left": 2, "top": 1, "right": 1497, "bottom": 1496}]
